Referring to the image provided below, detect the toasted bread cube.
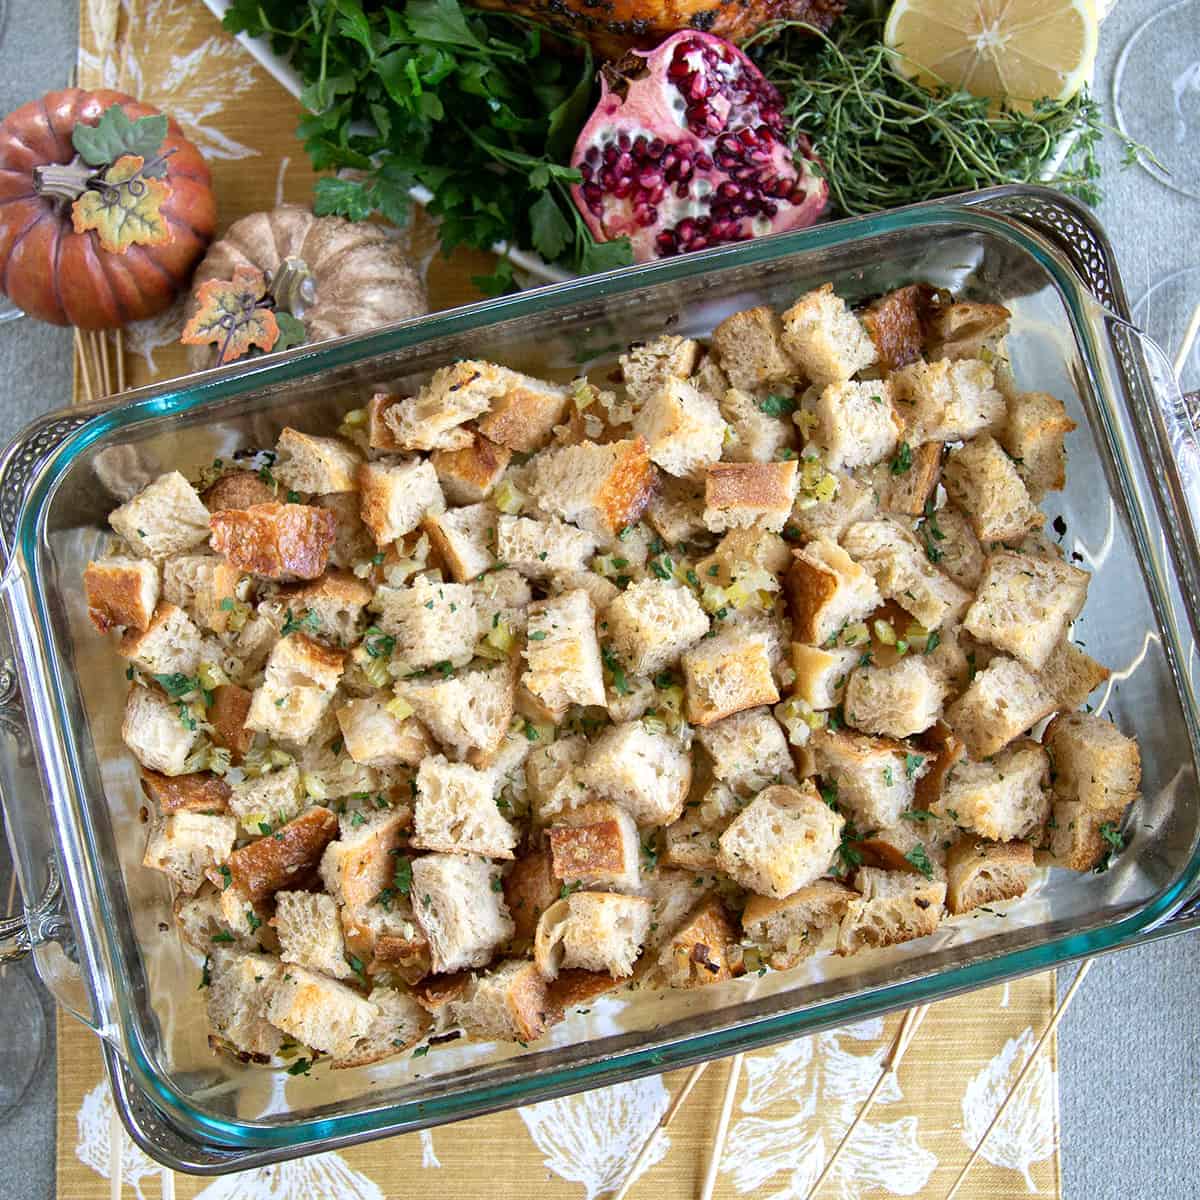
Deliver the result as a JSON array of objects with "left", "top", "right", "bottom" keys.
[
  {"left": 946, "top": 656, "right": 1057, "bottom": 760},
  {"left": 161, "top": 553, "right": 240, "bottom": 634},
  {"left": 857, "top": 815, "right": 956, "bottom": 879},
  {"left": 273, "top": 428, "right": 363, "bottom": 495},
  {"left": 525, "top": 438, "right": 655, "bottom": 538},
  {"left": 223, "top": 806, "right": 339, "bottom": 901},
  {"left": 945, "top": 837, "right": 1034, "bottom": 915},
  {"left": 926, "top": 301, "right": 1011, "bottom": 360},
  {"left": 891, "top": 357, "right": 1006, "bottom": 445},
  {"left": 396, "top": 657, "right": 515, "bottom": 761},
  {"left": 620, "top": 335, "right": 702, "bottom": 405},
  {"left": 430, "top": 433, "right": 512, "bottom": 505},
  {"left": 525, "top": 734, "right": 588, "bottom": 823},
  {"left": 605, "top": 579, "right": 709, "bottom": 675},
  {"left": 878, "top": 440, "right": 943, "bottom": 517},
  {"left": 206, "top": 950, "right": 284, "bottom": 1058},
  {"left": 336, "top": 697, "right": 432, "bottom": 768},
  {"left": 423, "top": 504, "right": 496, "bottom": 583},
  {"left": 1044, "top": 711, "right": 1140, "bottom": 817},
  {"left": 143, "top": 811, "right": 237, "bottom": 894},
  {"left": 943, "top": 436, "right": 1043, "bottom": 544},
  {"left": 503, "top": 846, "right": 562, "bottom": 947},
  {"left": 717, "top": 781, "right": 843, "bottom": 898},
  {"left": 779, "top": 285, "right": 876, "bottom": 384},
  {"left": 548, "top": 800, "right": 640, "bottom": 891},
  {"left": 786, "top": 538, "right": 881, "bottom": 645},
  {"left": 449, "top": 958, "right": 557, "bottom": 1043},
  {"left": 246, "top": 634, "right": 344, "bottom": 742},
  {"left": 266, "top": 964, "right": 378, "bottom": 1059},
  {"left": 742, "top": 879, "right": 857, "bottom": 969},
  {"left": 119, "top": 602, "right": 205, "bottom": 677},
  {"left": 412, "top": 754, "right": 517, "bottom": 858},
  {"left": 311, "top": 491, "right": 372, "bottom": 570},
  {"left": 474, "top": 369, "right": 570, "bottom": 453},
  {"left": 704, "top": 460, "right": 798, "bottom": 533},
  {"left": 110, "top": 471, "right": 211, "bottom": 560},
  {"left": 228, "top": 764, "right": 303, "bottom": 830},
  {"left": 366, "top": 392, "right": 404, "bottom": 451},
  {"left": 844, "top": 657, "right": 948, "bottom": 739},
  {"left": 496, "top": 514, "right": 596, "bottom": 580},
  {"left": 925, "top": 505, "right": 985, "bottom": 590},
  {"left": 836, "top": 868, "right": 946, "bottom": 955},
  {"left": 581, "top": 721, "right": 691, "bottom": 825},
  {"left": 965, "top": 550, "right": 1089, "bottom": 671},
  {"left": 332, "top": 986, "right": 432, "bottom": 1068},
  {"left": 811, "top": 727, "right": 925, "bottom": 829},
  {"left": 522, "top": 589, "right": 606, "bottom": 718},
  {"left": 932, "top": 739, "right": 1050, "bottom": 842},
  {"left": 697, "top": 526, "right": 791, "bottom": 589},
  {"left": 411, "top": 853, "right": 513, "bottom": 973},
  {"left": 720, "top": 387, "right": 796, "bottom": 463},
  {"left": 646, "top": 474, "right": 708, "bottom": 544},
  {"left": 787, "top": 469, "right": 878, "bottom": 543},
  {"left": 657, "top": 894, "right": 742, "bottom": 987},
  {"left": 385, "top": 360, "right": 510, "bottom": 452},
  {"left": 375, "top": 575, "right": 479, "bottom": 669},
  {"left": 209, "top": 501, "right": 336, "bottom": 581},
  {"left": 140, "top": 768, "right": 231, "bottom": 816},
  {"left": 842, "top": 518, "right": 972, "bottom": 631},
  {"left": 1048, "top": 799, "right": 1111, "bottom": 871},
  {"left": 695, "top": 706, "right": 792, "bottom": 794},
  {"left": 1000, "top": 391, "right": 1075, "bottom": 499},
  {"left": 633, "top": 377, "right": 725, "bottom": 479},
  {"left": 357, "top": 458, "right": 445, "bottom": 546},
  {"left": 555, "top": 892, "right": 652, "bottom": 978},
  {"left": 712, "top": 305, "right": 796, "bottom": 392},
  {"left": 271, "top": 890, "right": 352, "bottom": 979},
  {"left": 122, "top": 684, "right": 200, "bottom": 776},
  {"left": 682, "top": 626, "right": 779, "bottom": 726},
  {"left": 790, "top": 643, "right": 861, "bottom": 710},
  {"left": 1040, "top": 639, "right": 1110, "bottom": 711},
  {"left": 548, "top": 570, "right": 620, "bottom": 615},
  {"left": 912, "top": 721, "right": 965, "bottom": 811},
  {"left": 809, "top": 379, "right": 903, "bottom": 472},
  {"left": 283, "top": 570, "right": 373, "bottom": 648},
  {"left": 860, "top": 284, "right": 936, "bottom": 371},
  {"left": 662, "top": 812, "right": 723, "bottom": 871},
  {"left": 85, "top": 556, "right": 160, "bottom": 633},
  {"left": 203, "top": 470, "right": 275, "bottom": 512}
]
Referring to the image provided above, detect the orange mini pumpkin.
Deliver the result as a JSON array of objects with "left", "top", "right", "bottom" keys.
[{"left": 0, "top": 88, "right": 216, "bottom": 328}]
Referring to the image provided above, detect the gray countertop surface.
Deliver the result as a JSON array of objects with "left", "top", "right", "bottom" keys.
[{"left": 0, "top": 1, "right": 1197, "bottom": 1196}]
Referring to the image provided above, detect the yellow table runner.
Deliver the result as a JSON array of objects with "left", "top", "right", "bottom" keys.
[{"left": 55, "top": 4, "right": 1063, "bottom": 1196}]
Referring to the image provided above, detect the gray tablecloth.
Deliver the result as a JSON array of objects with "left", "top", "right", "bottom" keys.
[{"left": 0, "top": 1, "right": 1196, "bottom": 1196}]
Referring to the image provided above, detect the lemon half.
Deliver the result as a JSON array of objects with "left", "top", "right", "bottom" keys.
[{"left": 883, "top": 0, "right": 1099, "bottom": 108}]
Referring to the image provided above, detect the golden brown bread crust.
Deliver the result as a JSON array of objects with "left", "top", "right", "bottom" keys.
[
  {"left": 367, "top": 392, "right": 405, "bottom": 451},
  {"left": 945, "top": 836, "right": 1033, "bottom": 914},
  {"left": 476, "top": 383, "right": 569, "bottom": 454},
  {"left": 285, "top": 567, "right": 374, "bottom": 610},
  {"left": 202, "top": 470, "right": 276, "bottom": 511},
  {"left": 785, "top": 552, "right": 838, "bottom": 644},
  {"left": 503, "top": 846, "right": 562, "bottom": 947},
  {"left": 371, "top": 930, "right": 432, "bottom": 985},
  {"left": 413, "top": 971, "right": 471, "bottom": 1013},
  {"left": 84, "top": 560, "right": 156, "bottom": 633},
  {"left": 861, "top": 284, "right": 938, "bottom": 373},
  {"left": 705, "top": 460, "right": 796, "bottom": 517},
  {"left": 548, "top": 819, "right": 626, "bottom": 880},
  {"left": 429, "top": 433, "right": 511, "bottom": 502},
  {"left": 595, "top": 436, "right": 656, "bottom": 534},
  {"left": 503, "top": 959, "right": 559, "bottom": 1042},
  {"left": 472, "top": 0, "right": 842, "bottom": 59},
  {"left": 545, "top": 967, "right": 622, "bottom": 1015},
  {"left": 208, "top": 684, "right": 254, "bottom": 763},
  {"left": 662, "top": 895, "right": 743, "bottom": 987},
  {"left": 140, "top": 768, "right": 231, "bottom": 815},
  {"left": 926, "top": 301, "right": 1012, "bottom": 360},
  {"left": 913, "top": 720, "right": 965, "bottom": 811},
  {"left": 221, "top": 806, "right": 339, "bottom": 901},
  {"left": 883, "top": 440, "right": 943, "bottom": 516},
  {"left": 209, "top": 502, "right": 336, "bottom": 580},
  {"left": 118, "top": 601, "right": 184, "bottom": 659}
]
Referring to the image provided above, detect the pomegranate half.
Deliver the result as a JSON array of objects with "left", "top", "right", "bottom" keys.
[{"left": 570, "top": 31, "right": 828, "bottom": 262}]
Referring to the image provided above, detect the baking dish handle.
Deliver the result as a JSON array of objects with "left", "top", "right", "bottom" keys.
[{"left": 0, "top": 577, "right": 102, "bottom": 1032}]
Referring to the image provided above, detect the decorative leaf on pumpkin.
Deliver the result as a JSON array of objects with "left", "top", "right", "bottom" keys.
[
  {"left": 73, "top": 105, "right": 169, "bottom": 172},
  {"left": 71, "top": 156, "right": 172, "bottom": 254},
  {"left": 180, "top": 266, "right": 281, "bottom": 365},
  {"left": 273, "top": 312, "right": 307, "bottom": 354}
]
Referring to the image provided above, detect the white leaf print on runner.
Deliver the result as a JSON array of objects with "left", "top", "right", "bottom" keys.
[
  {"left": 192, "top": 1155, "right": 386, "bottom": 1200},
  {"left": 961, "top": 1027, "right": 1058, "bottom": 1192},
  {"left": 722, "top": 1024, "right": 937, "bottom": 1200},
  {"left": 123, "top": 295, "right": 187, "bottom": 371},
  {"left": 420, "top": 1128, "right": 442, "bottom": 1169},
  {"left": 518, "top": 1075, "right": 670, "bottom": 1200},
  {"left": 76, "top": 1080, "right": 164, "bottom": 1200}
]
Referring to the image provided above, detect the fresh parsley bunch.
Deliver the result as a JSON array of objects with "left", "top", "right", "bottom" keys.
[{"left": 223, "top": 0, "right": 631, "bottom": 290}]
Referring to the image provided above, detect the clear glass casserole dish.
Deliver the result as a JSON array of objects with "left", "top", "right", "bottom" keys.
[{"left": 2, "top": 185, "right": 1200, "bottom": 1174}]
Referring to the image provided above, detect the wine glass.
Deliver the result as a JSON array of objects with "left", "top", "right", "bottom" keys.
[
  {"left": 1133, "top": 266, "right": 1200, "bottom": 396},
  {"left": 1113, "top": 0, "right": 1200, "bottom": 201}
]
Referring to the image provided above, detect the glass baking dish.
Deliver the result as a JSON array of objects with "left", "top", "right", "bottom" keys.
[{"left": 3, "top": 185, "right": 1200, "bottom": 1174}]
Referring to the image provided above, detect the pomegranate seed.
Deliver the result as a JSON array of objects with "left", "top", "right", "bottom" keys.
[
  {"left": 718, "top": 181, "right": 739, "bottom": 199},
  {"left": 612, "top": 177, "right": 634, "bottom": 199},
  {"left": 648, "top": 138, "right": 666, "bottom": 157},
  {"left": 676, "top": 182, "right": 690, "bottom": 198},
  {"left": 656, "top": 229, "right": 678, "bottom": 253},
  {"left": 789, "top": 186, "right": 808, "bottom": 205},
  {"left": 695, "top": 154, "right": 713, "bottom": 170}
]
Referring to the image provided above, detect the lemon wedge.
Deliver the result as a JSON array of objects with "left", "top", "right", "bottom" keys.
[{"left": 883, "top": 0, "right": 1099, "bottom": 108}]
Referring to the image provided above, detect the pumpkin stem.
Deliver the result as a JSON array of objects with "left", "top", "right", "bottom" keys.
[
  {"left": 32, "top": 157, "right": 95, "bottom": 201},
  {"left": 268, "top": 258, "right": 316, "bottom": 320}
]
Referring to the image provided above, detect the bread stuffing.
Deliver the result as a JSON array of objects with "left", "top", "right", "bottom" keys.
[{"left": 87, "top": 282, "right": 1140, "bottom": 1071}]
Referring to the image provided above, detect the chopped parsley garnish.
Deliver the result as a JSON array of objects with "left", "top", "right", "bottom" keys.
[
  {"left": 758, "top": 393, "right": 796, "bottom": 417},
  {"left": 211, "top": 930, "right": 235, "bottom": 944},
  {"left": 923, "top": 630, "right": 941, "bottom": 655},
  {"left": 347, "top": 954, "right": 367, "bottom": 983},
  {"left": 218, "top": 864, "right": 232, "bottom": 891},
  {"left": 905, "top": 845, "right": 934, "bottom": 879},
  {"left": 890, "top": 441, "right": 913, "bottom": 475},
  {"left": 154, "top": 672, "right": 202, "bottom": 699},
  {"left": 286, "top": 1057, "right": 314, "bottom": 1076},
  {"left": 281, "top": 608, "right": 320, "bottom": 636},
  {"left": 528, "top": 630, "right": 548, "bottom": 640},
  {"left": 1095, "top": 822, "right": 1125, "bottom": 873},
  {"left": 363, "top": 626, "right": 395, "bottom": 658},
  {"left": 198, "top": 955, "right": 212, "bottom": 989},
  {"left": 601, "top": 645, "right": 630, "bottom": 695},
  {"left": 904, "top": 753, "right": 925, "bottom": 779},
  {"left": 412, "top": 1045, "right": 430, "bottom": 1058},
  {"left": 393, "top": 856, "right": 413, "bottom": 896},
  {"left": 901, "top": 809, "right": 933, "bottom": 823}
]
